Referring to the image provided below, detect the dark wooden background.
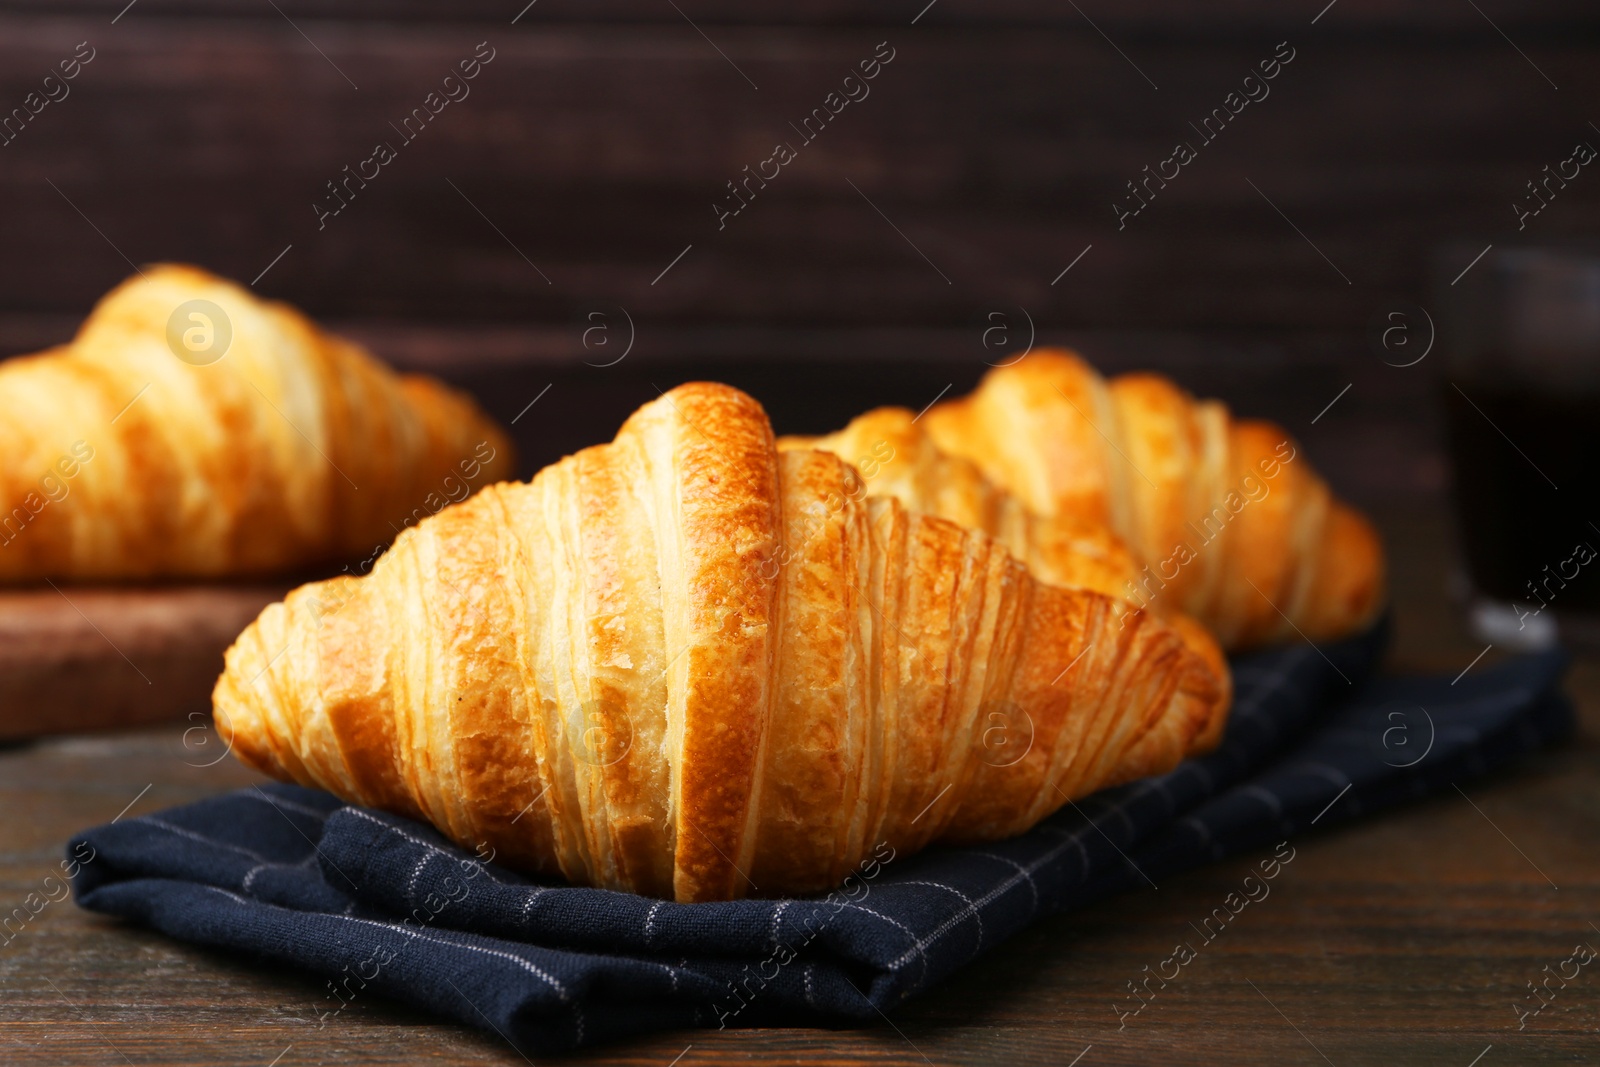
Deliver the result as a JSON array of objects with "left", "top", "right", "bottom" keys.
[
  {"left": 1, "top": 0, "right": 1597, "bottom": 493},
  {"left": 2, "top": 4, "right": 1600, "bottom": 1064}
]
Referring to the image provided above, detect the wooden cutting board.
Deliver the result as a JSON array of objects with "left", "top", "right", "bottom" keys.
[{"left": 0, "top": 585, "right": 288, "bottom": 741}]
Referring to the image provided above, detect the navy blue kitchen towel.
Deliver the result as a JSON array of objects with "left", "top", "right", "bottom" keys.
[{"left": 70, "top": 624, "right": 1573, "bottom": 1054}]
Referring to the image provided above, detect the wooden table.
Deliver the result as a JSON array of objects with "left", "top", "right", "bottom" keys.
[{"left": 1, "top": 499, "right": 1595, "bottom": 1066}]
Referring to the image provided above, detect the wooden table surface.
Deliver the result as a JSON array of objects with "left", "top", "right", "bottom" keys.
[{"left": 1, "top": 499, "right": 1595, "bottom": 1067}]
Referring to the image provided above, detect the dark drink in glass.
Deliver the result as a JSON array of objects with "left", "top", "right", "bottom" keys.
[{"left": 1436, "top": 244, "right": 1600, "bottom": 643}]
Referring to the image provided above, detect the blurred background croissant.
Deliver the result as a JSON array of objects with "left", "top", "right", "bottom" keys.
[{"left": 0, "top": 266, "right": 515, "bottom": 581}]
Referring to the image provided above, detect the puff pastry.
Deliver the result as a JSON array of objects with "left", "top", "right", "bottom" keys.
[
  {"left": 780, "top": 405, "right": 1229, "bottom": 750},
  {"left": 216, "top": 383, "right": 1229, "bottom": 902},
  {"left": 918, "top": 351, "right": 1385, "bottom": 649},
  {"left": 0, "top": 265, "right": 515, "bottom": 581}
]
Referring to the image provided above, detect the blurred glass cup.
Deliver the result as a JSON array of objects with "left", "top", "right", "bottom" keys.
[{"left": 1435, "top": 242, "right": 1600, "bottom": 649}]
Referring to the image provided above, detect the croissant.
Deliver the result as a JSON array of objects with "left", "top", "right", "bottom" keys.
[
  {"left": 779, "top": 405, "right": 1230, "bottom": 750},
  {"left": 0, "top": 265, "right": 515, "bottom": 582},
  {"left": 215, "top": 382, "right": 1229, "bottom": 902},
  {"left": 917, "top": 350, "right": 1385, "bottom": 649},
  {"left": 782, "top": 407, "right": 1142, "bottom": 598}
]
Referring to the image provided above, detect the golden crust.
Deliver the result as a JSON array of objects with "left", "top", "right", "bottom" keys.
[
  {"left": 216, "top": 382, "right": 1229, "bottom": 902},
  {"left": 0, "top": 265, "right": 515, "bottom": 581},
  {"left": 779, "top": 406, "right": 1231, "bottom": 750},
  {"left": 920, "top": 350, "right": 1386, "bottom": 649},
  {"left": 781, "top": 405, "right": 1139, "bottom": 597}
]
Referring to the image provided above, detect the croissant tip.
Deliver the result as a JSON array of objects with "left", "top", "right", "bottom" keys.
[
  {"left": 1330, "top": 500, "right": 1388, "bottom": 626},
  {"left": 656, "top": 379, "right": 769, "bottom": 414}
]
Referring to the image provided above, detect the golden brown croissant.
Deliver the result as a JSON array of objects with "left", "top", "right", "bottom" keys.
[
  {"left": 779, "top": 405, "right": 1230, "bottom": 751},
  {"left": 781, "top": 406, "right": 1141, "bottom": 598},
  {"left": 918, "top": 350, "right": 1385, "bottom": 649},
  {"left": 0, "top": 265, "right": 515, "bottom": 581},
  {"left": 215, "top": 382, "right": 1229, "bottom": 902}
]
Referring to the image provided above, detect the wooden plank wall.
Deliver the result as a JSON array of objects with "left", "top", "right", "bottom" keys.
[{"left": 0, "top": 0, "right": 1595, "bottom": 493}]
